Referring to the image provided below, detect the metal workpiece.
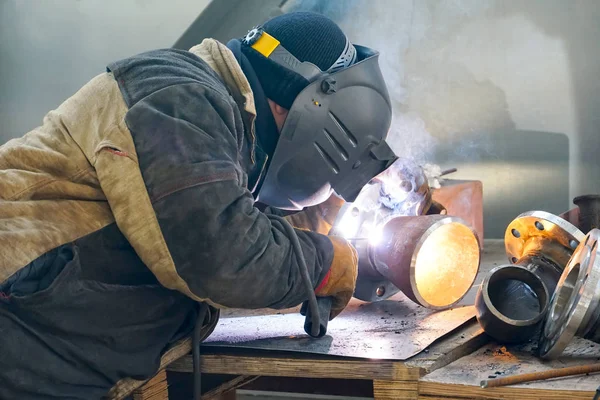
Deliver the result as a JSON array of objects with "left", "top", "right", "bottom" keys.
[
  {"left": 474, "top": 211, "right": 585, "bottom": 343},
  {"left": 475, "top": 265, "right": 549, "bottom": 343},
  {"left": 330, "top": 164, "right": 480, "bottom": 309},
  {"left": 539, "top": 229, "right": 600, "bottom": 359},
  {"left": 329, "top": 162, "right": 435, "bottom": 242},
  {"left": 573, "top": 194, "right": 600, "bottom": 234},
  {"left": 349, "top": 237, "right": 401, "bottom": 302},
  {"left": 351, "top": 215, "right": 481, "bottom": 309},
  {"left": 504, "top": 211, "right": 585, "bottom": 295}
]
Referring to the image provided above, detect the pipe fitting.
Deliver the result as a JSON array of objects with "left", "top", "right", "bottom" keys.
[
  {"left": 504, "top": 211, "right": 584, "bottom": 295},
  {"left": 539, "top": 229, "right": 600, "bottom": 359},
  {"left": 573, "top": 194, "right": 600, "bottom": 234},
  {"left": 474, "top": 211, "right": 584, "bottom": 343},
  {"left": 475, "top": 265, "right": 549, "bottom": 343},
  {"left": 351, "top": 215, "right": 481, "bottom": 310}
]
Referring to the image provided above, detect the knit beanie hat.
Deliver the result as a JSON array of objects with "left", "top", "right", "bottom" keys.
[{"left": 241, "top": 12, "right": 356, "bottom": 109}]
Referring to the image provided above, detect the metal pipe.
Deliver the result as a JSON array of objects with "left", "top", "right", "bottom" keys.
[
  {"left": 539, "top": 229, "right": 600, "bottom": 359},
  {"left": 475, "top": 265, "right": 549, "bottom": 343},
  {"left": 440, "top": 167, "right": 458, "bottom": 176},
  {"left": 573, "top": 194, "right": 600, "bottom": 234},
  {"left": 351, "top": 214, "right": 481, "bottom": 309},
  {"left": 474, "top": 211, "right": 584, "bottom": 344},
  {"left": 504, "top": 211, "right": 584, "bottom": 290}
]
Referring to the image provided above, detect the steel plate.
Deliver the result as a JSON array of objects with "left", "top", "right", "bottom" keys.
[{"left": 202, "top": 292, "right": 475, "bottom": 360}]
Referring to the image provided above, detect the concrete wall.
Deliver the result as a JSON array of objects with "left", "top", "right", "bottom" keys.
[
  {"left": 0, "top": 0, "right": 210, "bottom": 140},
  {"left": 284, "top": 0, "right": 600, "bottom": 237},
  {"left": 2, "top": 0, "right": 599, "bottom": 238},
  {"left": 174, "top": 0, "right": 285, "bottom": 50}
]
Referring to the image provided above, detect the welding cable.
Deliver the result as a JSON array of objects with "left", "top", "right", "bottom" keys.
[
  {"left": 191, "top": 216, "right": 320, "bottom": 400},
  {"left": 192, "top": 302, "right": 209, "bottom": 400},
  {"left": 270, "top": 215, "right": 322, "bottom": 338}
]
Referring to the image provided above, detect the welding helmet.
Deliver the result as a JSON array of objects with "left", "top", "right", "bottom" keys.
[{"left": 245, "top": 27, "right": 397, "bottom": 211}]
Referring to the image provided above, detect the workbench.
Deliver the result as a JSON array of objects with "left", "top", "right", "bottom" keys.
[{"left": 129, "top": 240, "right": 600, "bottom": 399}]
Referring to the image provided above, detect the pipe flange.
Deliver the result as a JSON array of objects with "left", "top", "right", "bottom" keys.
[
  {"left": 539, "top": 229, "right": 600, "bottom": 359},
  {"left": 475, "top": 265, "right": 549, "bottom": 343},
  {"left": 505, "top": 211, "right": 585, "bottom": 265}
]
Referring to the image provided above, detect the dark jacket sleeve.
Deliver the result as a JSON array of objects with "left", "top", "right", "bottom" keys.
[{"left": 124, "top": 82, "right": 334, "bottom": 309}]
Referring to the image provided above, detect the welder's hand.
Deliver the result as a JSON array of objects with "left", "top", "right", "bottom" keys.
[
  {"left": 315, "top": 236, "right": 358, "bottom": 320},
  {"left": 285, "top": 194, "right": 345, "bottom": 235}
]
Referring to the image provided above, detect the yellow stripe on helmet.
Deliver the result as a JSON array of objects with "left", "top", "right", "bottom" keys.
[{"left": 251, "top": 31, "right": 280, "bottom": 57}]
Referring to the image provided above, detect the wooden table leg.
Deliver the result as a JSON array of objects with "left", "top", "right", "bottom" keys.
[
  {"left": 132, "top": 369, "right": 169, "bottom": 400},
  {"left": 373, "top": 379, "right": 418, "bottom": 400}
]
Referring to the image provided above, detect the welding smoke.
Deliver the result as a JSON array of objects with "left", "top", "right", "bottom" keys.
[
  {"left": 377, "top": 158, "right": 428, "bottom": 215},
  {"left": 284, "top": 0, "right": 440, "bottom": 166},
  {"left": 284, "top": 0, "right": 455, "bottom": 236},
  {"left": 332, "top": 157, "right": 431, "bottom": 241}
]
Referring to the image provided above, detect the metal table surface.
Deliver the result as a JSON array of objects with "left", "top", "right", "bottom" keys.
[{"left": 202, "top": 240, "right": 507, "bottom": 360}]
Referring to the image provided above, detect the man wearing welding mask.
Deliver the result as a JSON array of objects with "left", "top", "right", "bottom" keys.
[{"left": 0, "top": 11, "right": 396, "bottom": 399}]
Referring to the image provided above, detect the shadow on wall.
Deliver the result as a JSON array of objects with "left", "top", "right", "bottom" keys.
[{"left": 499, "top": 1, "right": 600, "bottom": 198}]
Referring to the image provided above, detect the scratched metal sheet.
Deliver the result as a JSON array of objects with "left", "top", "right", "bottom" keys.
[{"left": 202, "top": 292, "right": 475, "bottom": 360}]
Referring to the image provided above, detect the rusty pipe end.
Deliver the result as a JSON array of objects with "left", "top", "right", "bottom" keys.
[
  {"left": 476, "top": 265, "right": 549, "bottom": 344},
  {"left": 573, "top": 194, "right": 600, "bottom": 234}
]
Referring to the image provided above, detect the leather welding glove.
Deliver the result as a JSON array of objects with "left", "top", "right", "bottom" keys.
[
  {"left": 315, "top": 236, "right": 358, "bottom": 320},
  {"left": 284, "top": 194, "right": 345, "bottom": 235}
]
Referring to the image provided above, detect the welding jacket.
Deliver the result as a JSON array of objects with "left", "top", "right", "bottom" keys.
[{"left": 0, "top": 39, "right": 335, "bottom": 399}]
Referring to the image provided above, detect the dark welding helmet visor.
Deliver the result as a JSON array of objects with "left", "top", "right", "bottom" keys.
[{"left": 246, "top": 29, "right": 397, "bottom": 210}]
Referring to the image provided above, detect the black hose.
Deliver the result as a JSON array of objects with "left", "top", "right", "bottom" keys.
[
  {"left": 193, "top": 303, "right": 209, "bottom": 400},
  {"left": 191, "top": 216, "right": 322, "bottom": 400},
  {"left": 270, "top": 215, "right": 322, "bottom": 338}
]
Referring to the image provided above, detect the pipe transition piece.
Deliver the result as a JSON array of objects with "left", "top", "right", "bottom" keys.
[
  {"left": 504, "top": 210, "right": 585, "bottom": 296},
  {"left": 475, "top": 265, "right": 549, "bottom": 343},
  {"left": 476, "top": 211, "right": 584, "bottom": 344},
  {"left": 362, "top": 215, "right": 481, "bottom": 310}
]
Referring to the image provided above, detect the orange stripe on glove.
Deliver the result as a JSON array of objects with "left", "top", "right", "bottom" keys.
[{"left": 315, "top": 236, "right": 358, "bottom": 320}]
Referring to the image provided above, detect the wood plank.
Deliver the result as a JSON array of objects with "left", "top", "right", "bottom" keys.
[
  {"left": 132, "top": 369, "right": 168, "bottom": 400},
  {"left": 241, "top": 376, "right": 374, "bottom": 397},
  {"left": 420, "top": 337, "right": 600, "bottom": 399},
  {"left": 168, "top": 354, "right": 423, "bottom": 381},
  {"left": 419, "top": 381, "right": 594, "bottom": 400},
  {"left": 108, "top": 338, "right": 191, "bottom": 399},
  {"left": 373, "top": 379, "right": 418, "bottom": 400},
  {"left": 202, "top": 375, "right": 258, "bottom": 400}
]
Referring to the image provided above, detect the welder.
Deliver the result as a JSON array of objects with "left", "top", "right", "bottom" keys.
[{"left": 0, "top": 11, "right": 396, "bottom": 399}]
